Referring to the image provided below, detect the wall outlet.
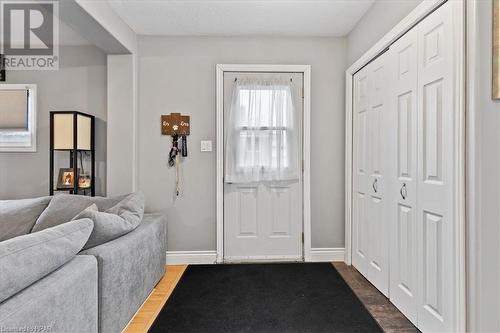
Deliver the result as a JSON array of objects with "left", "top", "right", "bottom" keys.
[{"left": 200, "top": 140, "right": 212, "bottom": 152}]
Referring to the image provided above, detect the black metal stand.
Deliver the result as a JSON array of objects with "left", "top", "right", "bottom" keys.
[{"left": 49, "top": 111, "right": 95, "bottom": 196}]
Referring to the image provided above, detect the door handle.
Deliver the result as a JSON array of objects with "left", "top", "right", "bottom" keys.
[
  {"left": 372, "top": 179, "right": 378, "bottom": 193},
  {"left": 400, "top": 183, "right": 407, "bottom": 200}
]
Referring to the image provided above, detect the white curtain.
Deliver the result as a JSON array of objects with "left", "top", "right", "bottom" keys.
[{"left": 225, "top": 78, "right": 300, "bottom": 185}]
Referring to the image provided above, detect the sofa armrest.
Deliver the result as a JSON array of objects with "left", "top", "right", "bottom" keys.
[
  {"left": 80, "top": 214, "right": 166, "bottom": 333},
  {"left": 0, "top": 255, "right": 98, "bottom": 333}
]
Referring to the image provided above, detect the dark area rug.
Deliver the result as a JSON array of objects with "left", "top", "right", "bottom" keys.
[{"left": 149, "top": 263, "right": 382, "bottom": 333}]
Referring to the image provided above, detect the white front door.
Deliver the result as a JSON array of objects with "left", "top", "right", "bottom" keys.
[{"left": 223, "top": 72, "right": 303, "bottom": 262}]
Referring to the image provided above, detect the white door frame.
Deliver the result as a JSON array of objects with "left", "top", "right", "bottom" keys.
[
  {"left": 344, "top": 0, "right": 466, "bottom": 331},
  {"left": 465, "top": 1, "right": 480, "bottom": 331},
  {"left": 216, "top": 64, "right": 312, "bottom": 263}
]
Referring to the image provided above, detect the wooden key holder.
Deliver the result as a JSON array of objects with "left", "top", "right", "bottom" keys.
[{"left": 161, "top": 113, "right": 190, "bottom": 136}]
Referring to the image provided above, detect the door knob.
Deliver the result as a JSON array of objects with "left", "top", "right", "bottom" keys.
[
  {"left": 372, "top": 179, "right": 378, "bottom": 193},
  {"left": 400, "top": 183, "right": 407, "bottom": 200}
]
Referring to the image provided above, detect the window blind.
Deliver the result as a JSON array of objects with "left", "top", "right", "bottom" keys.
[{"left": 0, "top": 90, "right": 28, "bottom": 129}]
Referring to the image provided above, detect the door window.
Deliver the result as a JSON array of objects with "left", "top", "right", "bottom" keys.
[{"left": 225, "top": 79, "right": 299, "bottom": 184}]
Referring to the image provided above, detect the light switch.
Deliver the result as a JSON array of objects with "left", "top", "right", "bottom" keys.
[{"left": 200, "top": 140, "right": 212, "bottom": 152}]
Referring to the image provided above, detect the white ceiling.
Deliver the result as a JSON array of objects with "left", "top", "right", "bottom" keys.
[{"left": 107, "top": 0, "right": 374, "bottom": 37}]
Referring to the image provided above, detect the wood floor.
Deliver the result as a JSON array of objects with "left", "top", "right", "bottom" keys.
[
  {"left": 333, "top": 262, "right": 419, "bottom": 333},
  {"left": 123, "top": 265, "right": 187, "bottom": 333},
  {"left": 122, "top": 263, "right": 418, "bottom": 333}
]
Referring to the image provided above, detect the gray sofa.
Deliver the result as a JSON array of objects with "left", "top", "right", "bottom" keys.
[
  {"left": 81, "top": 214, "right": 166, "bottom": 333},
  {"left": 0, "top": 195, "right": 167, "bottom": 333}
]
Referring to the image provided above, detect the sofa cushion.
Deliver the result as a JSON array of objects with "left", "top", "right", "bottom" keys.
[
  {"left": 73, "top": 192, "right": 145, "bottom": 250},
  {"left": 0, "top": 196, "right": 51, "bottom": 241},
  {"left": 31, "top": 193, "right": 125, "bottom": 232},
  {"left": 0, "top": 218, "right": 94, "bottom": 303}
]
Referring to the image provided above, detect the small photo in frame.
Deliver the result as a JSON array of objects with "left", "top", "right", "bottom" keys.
[
  {"left": 57, "top": 168, "right": 79, "bottom": 189},
  {"left": 78, "top": 173, "right": 91, "bottom": 189}
]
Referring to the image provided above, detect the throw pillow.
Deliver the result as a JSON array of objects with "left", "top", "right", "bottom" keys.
[
  {"left": 0, "top": 218, "right": 94, "bottom": 303},
  {"left": 0, "top": 197, "right": 51, "bottom": 241},
  {"left": 31, "top": 193, "right": 125, "bottom": 232},
  {"left": 72, "top": 192, "right": 145, "bottom": 250}
]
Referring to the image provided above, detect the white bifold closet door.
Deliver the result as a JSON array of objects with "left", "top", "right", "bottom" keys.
[
  {"left": 387, "top": 25, "right": 419, "bottom": 325},
  {"left": 415, "top": 3, "right": 455, "bottom": 331},
  {"left": 354, "top": 1, "right": 456, "bottom": 332},
  {"left": 352, "top": 49, "right": 390, "bottom": 297},
  {"left": 389, "top": 3, "right": 455, "bottom": 331}
]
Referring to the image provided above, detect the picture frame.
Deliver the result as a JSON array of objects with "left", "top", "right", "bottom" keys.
[
  {"left": 493, "top": 0, "right": 500, "bottom": 99},
  {"left": 57, "top": 168, "right": 80, "bottom": 189},
  {"left": 78, "top": 173, "right": 91, "bottom": 189}
]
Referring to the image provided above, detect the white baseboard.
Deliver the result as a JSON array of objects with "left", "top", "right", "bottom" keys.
[
  {"left": 224, "top": 255, "right": 302, "bottom": 263},
  {"left": 166, "top": 248, "right": 345, "bottom": 265},
  {"left": 166, "top": 250, "right": 217, "bottom": 265},
  {"left": 309, "top": 248, "right": 345, "bottom": 262}
]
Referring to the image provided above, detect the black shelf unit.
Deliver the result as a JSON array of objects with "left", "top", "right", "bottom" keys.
[{"left": 49, "top": 111, "right": 95, "bottom": 196}]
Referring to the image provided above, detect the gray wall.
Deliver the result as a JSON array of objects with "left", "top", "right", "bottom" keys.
[
  {"left": 472, "top": 1, "right": 500, "bottom": 331},
  {"left": 107, "top": 54, "right": 137, "bottom": 196},
  {"left": 138, "top": 36, "right": 347, "bottom": 251},
  {"left": 0, "top": 45, "right": 107, "bottom": 199},
  {"left": 347, "top": 0, "right": 422, "bottom": 66}
]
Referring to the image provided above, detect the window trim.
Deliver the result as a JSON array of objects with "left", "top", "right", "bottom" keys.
[{"left": 0, "top": 84, "right": 37, "bottom": 152}]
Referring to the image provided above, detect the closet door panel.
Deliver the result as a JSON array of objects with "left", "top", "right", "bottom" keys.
[
  {"left": 366, "top": 55, "right": 389, "bottom": 296},
  {"left": 388, "top": 28, "right": 418, "bottom": 324},
  {"left": 352, "top": 68, "right": 370, "bottom": 275},
  {"left": 353, "top": 52, "right": 390, "bottom": 297},
  {"left": 416, "top": 2, "right": 454, "bottom": 332}
]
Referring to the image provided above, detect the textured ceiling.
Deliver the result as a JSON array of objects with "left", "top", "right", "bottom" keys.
[{"left": 107, "top": 0, "right": 374, "bottom": 37}]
